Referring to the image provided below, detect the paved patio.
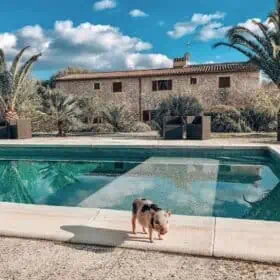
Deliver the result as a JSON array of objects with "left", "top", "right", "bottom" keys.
[
  {"left": 0, "top": 134, "right": 278, "bottom": 146},
  {"left": 1, "top": 237, "right": 280, "bottom": 280}
]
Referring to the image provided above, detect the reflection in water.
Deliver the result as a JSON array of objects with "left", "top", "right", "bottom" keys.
[
  {"left": 40, "top": 162, "right": 98, "bottom": 190},
  {"left": 0, "top": 161, "right": 36, "bottom": 204},
  {"left": 243, "top": 182, "right": 280, "bottom": 221},
  {"left": 0, "top": 156, "right": 279, "bottom": 221}
]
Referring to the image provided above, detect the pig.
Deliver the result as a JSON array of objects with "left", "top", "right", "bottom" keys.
[{"left": 132, "top": 198, "right": 171, "bottom": 243}]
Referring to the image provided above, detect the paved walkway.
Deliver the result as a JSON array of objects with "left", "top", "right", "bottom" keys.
[
  {"left": 0, "top": 135, "right": 278, "bottom": 147},
  {"left": 1, "top": 237, "right": 280, "bottom": 280}
]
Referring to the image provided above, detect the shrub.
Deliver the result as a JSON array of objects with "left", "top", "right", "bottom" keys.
[
  {"left": 206, "top": 105, "right": 249, "bottom": 133},
  {"left": 153, "top": 95, "right": 203, "bottom": 133},
  {"left": 241, "top": 102, "right": 277, "bottom": 132},
  {"left": 130, "top": 122, "right": 152, "bottom": 132},
  {"left": 90, "top": 123, "right": 115, "bottom": 133},
  {"left": 102, "top": 103, "right": 137, "bottom": 132}
]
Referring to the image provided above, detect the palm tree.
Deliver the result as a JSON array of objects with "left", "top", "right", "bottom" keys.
[
  {"left": 0, "top": 47, "right": 41, "bottom": 124},
  {"left": 40, "top": 89, "right": 82, "bottom": 136},
  {"left": 102, "top": 103, "right": 136, "bottom": 132},
  {"left": 213, "top": 0, "right": 280, "bottom": 139}
]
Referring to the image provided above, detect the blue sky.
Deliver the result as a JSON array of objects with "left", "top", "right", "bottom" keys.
[{"left": 0, "top": 0, "right": 275, "bottom": 80}]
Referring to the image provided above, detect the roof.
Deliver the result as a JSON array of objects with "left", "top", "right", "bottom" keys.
[{"left": 55, "top": 62, "right": 259, "bottom": 82}]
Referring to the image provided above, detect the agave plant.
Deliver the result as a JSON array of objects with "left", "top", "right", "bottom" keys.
[
  {"left": 40, "top": 89, "right": 82, "bottom": 136},
  {"left": 0, "top": 47, "right": 41, "bottom": 124}
]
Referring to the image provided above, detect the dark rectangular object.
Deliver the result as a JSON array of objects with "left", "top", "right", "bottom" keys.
[
  {"left": 163, "top": 116, "right": 184, "bottom": 140},
  {"left": 113, "top": 82, "right": 122, "bottom": 92},
  {"left": 186, "top": 116, "right": 211, "bottom": 140},
  {"left": 219, "top": 77, "right": 231, "bottom": 88}
]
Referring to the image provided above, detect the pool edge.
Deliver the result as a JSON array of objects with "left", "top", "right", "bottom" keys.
[{"left": 0, "top": 202, "right": 280, "bottom": 264}]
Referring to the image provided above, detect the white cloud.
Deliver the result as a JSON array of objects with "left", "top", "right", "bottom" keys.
[
  {"left": 93, "top": 0, "right": 116, "bottom": 11},
  {"left": 129, "top": 9, "right": 149, "bottom": 18},
  {"left": 199, "top": 22, "right": 231, "bottom": 41},
  {"left": 238, "top": 18, "right": 275, "bottom": 37},
  {"left": 157, "top": 21, "right": 165, "bottom": 27},
  {"left": 126, "top": 53, "right": 172, "bottom": 69},
  {"left": 0, "top": 33, "right": 17, "bottom": 52},
  {"left": 0, "top": 20, "right": 172, "bottom": 74},
  {"left": 168, "top": 12, "right": 226, "bottom": 39}
]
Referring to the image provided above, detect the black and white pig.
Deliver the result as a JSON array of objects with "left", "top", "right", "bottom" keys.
[{"left": 132, "top": 198, "right": 171, "bottom": 243}]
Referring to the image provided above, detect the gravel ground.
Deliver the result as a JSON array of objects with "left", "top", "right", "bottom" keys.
[{"left": 0, "top": 237, "right": 280, "bottom": 280}]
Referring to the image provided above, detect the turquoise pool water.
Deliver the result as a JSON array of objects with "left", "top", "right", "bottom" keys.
[{"left": 0, "top": 147, "right": 279, "bottom": 221}]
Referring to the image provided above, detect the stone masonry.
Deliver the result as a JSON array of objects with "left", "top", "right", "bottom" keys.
[{"left": 56, "top": 54, "right": 260, "bottom": 121}]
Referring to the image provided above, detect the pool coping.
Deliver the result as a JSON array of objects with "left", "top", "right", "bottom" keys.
[
  {"left": 0, "top": 202, "right": 280, "bottom": 264},
  {"left": 0, "top": 140, "right": 279, "bottom": 264}
]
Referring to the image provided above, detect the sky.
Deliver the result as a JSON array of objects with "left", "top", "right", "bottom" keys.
[{"left": 0, "top": 0, "right": 275, "bottom": 80}]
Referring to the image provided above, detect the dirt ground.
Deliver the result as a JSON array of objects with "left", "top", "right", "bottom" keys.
[{"left": 0, "top": 237, "right": 280, "bottom": 280}]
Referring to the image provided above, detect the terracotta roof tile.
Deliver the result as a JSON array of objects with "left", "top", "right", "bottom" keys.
[{"left": 56, "top": 62, "right": 259, "bottom": 81}]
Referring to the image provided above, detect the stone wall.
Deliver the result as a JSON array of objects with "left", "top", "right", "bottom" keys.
[{"left": 56, "top": 71, "right": 260, "bottom": 119}]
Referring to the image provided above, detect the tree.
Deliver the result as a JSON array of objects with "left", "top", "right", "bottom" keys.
[
  {"left": 40, "top": 89, "right": 82, "bottom": 137},
  {"left": 0, "top": 47, "right": 41, "bottom": 123},
  {"left": 153, "top": 95, "right": 203, "bottom": 133},
  {"left": 213, "top": 0, "right": 280, "bottom": 139}
]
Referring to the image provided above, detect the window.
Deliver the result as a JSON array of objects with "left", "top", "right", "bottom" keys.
[
  {"left": 94, "top": 83, "right": 100, "bottom": 90},
  {"left": 142, "top": 110, "right": 157, "bottom": 122},
  {"left": 143, "top": 110, "right": 150, "bottom": 122},
  {"left": 190, "top": 77, "right": 197, "bottom": 85},
  {"left": 113, "top": 82, "right": 122, "bottom": 92},
  {"left": 152, "top": 80, "right": 172, "bottom": 91},
  {"left": 219, "top": 77, "right": 231, "bottom": 88}
]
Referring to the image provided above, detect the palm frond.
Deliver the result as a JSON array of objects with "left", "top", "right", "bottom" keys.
[
  {"left": 12, "top": 52, "right": 41, "bottom": 108},
  {"left": 0, "top": 49, "right": 7, "bottom": 72},
  {"left": 10, "top": 46, "right": 30, "bottom": 78}
]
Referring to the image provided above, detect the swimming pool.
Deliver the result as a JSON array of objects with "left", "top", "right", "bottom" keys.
[{"left": 0, "top": 146, "right": 279, "bottom": 221}]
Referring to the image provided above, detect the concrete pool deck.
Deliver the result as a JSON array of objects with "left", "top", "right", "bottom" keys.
[
  {"left": 1, "top": 203, "right": 280, "bottom": 264},
  {"left": 0, "top": 137, "right": 280, "bottom": 264}
]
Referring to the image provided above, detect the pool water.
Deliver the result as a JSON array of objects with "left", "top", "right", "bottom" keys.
[{"left": 0, "top": 147, "right": 279, "bottom": 221}]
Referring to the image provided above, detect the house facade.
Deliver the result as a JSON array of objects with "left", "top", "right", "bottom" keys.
[{"left": 55, "top": 54, "right": 260, "bottom": 121}]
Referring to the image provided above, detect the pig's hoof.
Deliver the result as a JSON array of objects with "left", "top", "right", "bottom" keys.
[
  {"left": 150, "top": 240, "right": 154, "bottom": 243},
  {"left": 132, "top": 231, "right": 136, "bottom": 235},
  {"left": 159, "top": 236, "right": 164, "bottom": 240}
]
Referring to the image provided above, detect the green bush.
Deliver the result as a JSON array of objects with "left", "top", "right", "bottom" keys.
[
  {"left": 207, "top": 105, "right": 250, "bottom": 133},
  {"left": 90, "top": 123, "right": 115, "bottom": 133},
  {"left": 241, "top": 105, "right": 277, "bottom": 132},
  {"left": 130, "top": 122, "right": 152, "bottom": 132},
  {"left": 102, "top": 103, "right": 137, "bottom": 132},
  {"left": 153, "top": 95, "right": 203, "bottom": 133}
]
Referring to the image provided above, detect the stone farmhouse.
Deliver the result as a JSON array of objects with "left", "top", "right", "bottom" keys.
[{"left": 55, "top": 54, "right": 260, "bottom": 122}]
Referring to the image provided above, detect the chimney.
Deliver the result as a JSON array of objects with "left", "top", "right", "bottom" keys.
[{"left": 173, "top": 53, "right": 190, "bottom": 68}]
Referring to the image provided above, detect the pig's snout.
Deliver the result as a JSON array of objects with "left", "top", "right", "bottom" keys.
[{"left": 160, "top": 227, "right": 168, "bottom": 235}]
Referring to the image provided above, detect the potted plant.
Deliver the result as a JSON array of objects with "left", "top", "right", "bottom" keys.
[{"left": 0, "top": 46, "right": 41, "bottom": 138}]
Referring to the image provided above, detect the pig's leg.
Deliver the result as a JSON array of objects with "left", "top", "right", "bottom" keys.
[
  {"left": 132, "top": 215, "right": 137, "bottom": 234},
  {"left": 142, "top": 227, "right": 147, "bottom": 234},
  {"left": 148, "top": 226, "right": 154, "bottom": 243},
  {"left": 158, "top": 233, "right": 163, "bottom": 240}
]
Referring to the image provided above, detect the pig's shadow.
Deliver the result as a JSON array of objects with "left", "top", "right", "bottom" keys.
[{"left": 60, "top": 225, "right": 151, "bottom": 249}]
